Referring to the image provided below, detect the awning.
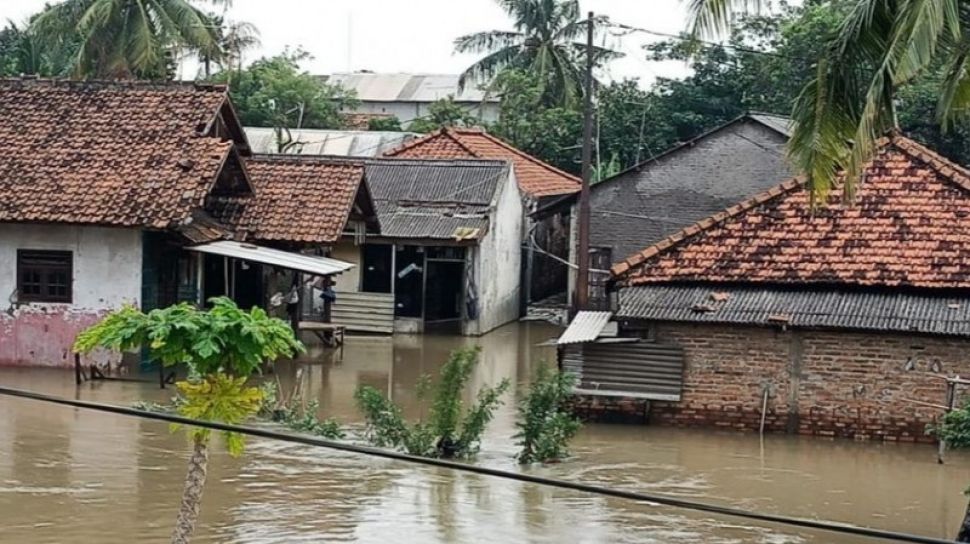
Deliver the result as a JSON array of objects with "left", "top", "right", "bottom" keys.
[
  {"left": 187, "top": 241, "right": 354, "bottom": 276},
  {"left": 557, "top": 311, "right": 614, "bottom": 345}
]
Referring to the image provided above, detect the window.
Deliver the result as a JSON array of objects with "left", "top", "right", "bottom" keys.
[{"left": 17, "top": 250, "right": 72, "bottom": 303}]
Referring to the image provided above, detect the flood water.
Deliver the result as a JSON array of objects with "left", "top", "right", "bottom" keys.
[{"left": 1, "top": 321, "right": 969, "bottom": 543}]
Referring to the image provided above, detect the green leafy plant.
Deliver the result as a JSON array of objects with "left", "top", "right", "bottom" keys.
[
  {"left": 930, "top": 402, "right": 970, "bottom": 451},
  {"left": 355, "top": 347, "right": 510, "bottom": 458},
  {"left": 283, "top": 400, "right": 345, "bottom": 440},
  {"left": 74, "top": 297, "right": 304, "bottom": 544},
  {"left": 515, "top": 365, "right": 582, "bottom": 464}
]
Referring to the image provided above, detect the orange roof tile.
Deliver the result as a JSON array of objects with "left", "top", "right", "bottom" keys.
[
  {"left": 385, "top": 127, "right": 580, "bottom": 197},
  {"left": 0, "top": 78, "right": 241, "bottom": 229},
  {"left": 613, "top": 136, "right": 970, "bottom": 290},
  {"left": 212, "top": 156, "right": 369, "bottom": 244}
]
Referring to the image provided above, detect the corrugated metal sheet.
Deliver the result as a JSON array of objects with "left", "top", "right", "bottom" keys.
[
  {"left": 364, "top": 158, "right": 508, "bottom": 240},
  {"left": 618, "top": 285, "right": 970, "bottom": 337},
  {"left": 375, "top": 202, "right": 490, "bottom": 239},
  {"left": 563, "top": 341, "right": 685, "bottom": 401},
  {"left": 244, "top": 127, "right": 417, "bottom": 157},
  {"left": 558, "top": 311, "right": 613, "bottom": 344},
  {"left": 366, "top": 158, "right": 505, "bottom": 204},
  {"left": 187, "top": 241, "right": 353, "bottom": 276},
  {"left": 326, "top": 73, "right": 497, "bottom": 103}
]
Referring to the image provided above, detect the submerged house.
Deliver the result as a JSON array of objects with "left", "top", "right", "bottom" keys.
[
  {"left": 592, "top": 135, "right": 970, "bottom": 441},
  {"left": 548, "top": 113, "right": 795, "bottom": 308},
  {"left": 207, "top": 155, "right": 379, "bottom": 318},
  {"left": 0, "top": 78, "right": 360, "bottom": 367},
  {"left": 0, "top": 78, "right": 252, "bottom": 366},
  {"left": 328, "top": 157, "right": 523, "bottom": 336},
  {"left": 385, "top": 127, "right": 580, "bottom": 313}
]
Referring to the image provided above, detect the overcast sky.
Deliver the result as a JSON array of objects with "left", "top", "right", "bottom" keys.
[{"left": 1, "top": 0, "right": 694, "bottom": 85}]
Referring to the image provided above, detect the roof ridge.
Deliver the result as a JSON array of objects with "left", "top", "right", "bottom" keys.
[
  {"left": 247, "top": 154, "right": 366, "bottom": 167},
  {"left": 594, "top": 114, "right": 786, "bottom": 190},
  {"left": 0, "top": 76, "right": 228, "bottom": 93},
  {"left": 453, "top": 129, "right": 581, "bottom": 183},
  {"left": 383, "top": 128, "right": 479, "bottom": 157},
  {"left": 890, "top": 134, "right": 970, "bottom": 191},
  {"left": 611, "top": 176, "right": 807, "bottom": 278}
]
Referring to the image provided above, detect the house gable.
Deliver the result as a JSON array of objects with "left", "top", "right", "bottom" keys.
[
  {"left": 385, "top": 127, "right": 580, "bottom": 198},
  {"left": 586, "top": 115, "right": 794, "bottom": 262},
  {"left": 613, "top": 136, "right": 970, "bottom": 290}
]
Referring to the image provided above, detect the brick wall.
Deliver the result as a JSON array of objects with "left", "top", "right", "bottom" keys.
[{"left": 644, "top": 323, "right": 966, "bottom": 442}]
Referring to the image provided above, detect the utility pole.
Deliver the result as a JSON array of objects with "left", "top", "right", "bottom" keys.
[{"left": 575, "top": 11, "right": 595, "bottom": 312}]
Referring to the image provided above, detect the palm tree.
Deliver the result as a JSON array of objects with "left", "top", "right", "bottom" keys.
[
  {"left": 454, "top": 0, "right": 621, "bottom": 107},
  {"left": 31, "top": 0, "right": 226, "bottom": 79},
  {"left": 687, "top": 0, "right": 970, "bottom": 202},
  {"left": 199, "top": 16, "right": 261, "bottom": 77}
]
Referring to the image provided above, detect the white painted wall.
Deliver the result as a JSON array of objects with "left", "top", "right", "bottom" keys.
[
  {"left": 468, "top": 167, "right": 523, "bottom": 335},
  {"left": 0, "top": 224, "right": 142, "bottom": 367},
  {"left": 330, "top": 239, "right": 362, "bottom": 293}
]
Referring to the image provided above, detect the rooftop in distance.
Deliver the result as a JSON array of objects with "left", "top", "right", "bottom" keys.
[{"left": 321, "top": 72, "right": 498, "bottom": 103}]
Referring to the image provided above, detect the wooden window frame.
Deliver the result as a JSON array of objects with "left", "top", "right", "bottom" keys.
[{"left": 17, "top": 249, "right": 73, "bottom": 304}]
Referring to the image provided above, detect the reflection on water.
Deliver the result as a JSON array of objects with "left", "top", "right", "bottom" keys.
[{"left": 1, "top": 322, "right": 969, "bottom": 543}]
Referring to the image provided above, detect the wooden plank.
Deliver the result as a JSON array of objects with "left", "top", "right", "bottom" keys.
[{"left": 330, "top": 291, "right": 395, "bottom": 334}]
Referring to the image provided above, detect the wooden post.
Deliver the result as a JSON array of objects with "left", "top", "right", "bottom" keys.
[
  {"left": 940, "top": 379, "right": 958, "bottom": 464},
  {"left": 74, "top": 353, "right": 83, "bottom": 385}
]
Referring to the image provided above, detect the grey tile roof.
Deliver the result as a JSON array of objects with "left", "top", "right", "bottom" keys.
[
  {"left": 364, "top": 158, "right": 509, "bottom": 240},
  {"left": 590, "top": 115, "right": 796, "bottom": 262},
  {"left": 617, "top": 284, "right": 970, "bottom": 337}
]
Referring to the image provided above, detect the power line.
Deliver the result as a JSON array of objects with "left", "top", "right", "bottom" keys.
[
  {"left": 607, "top": 21, "right": 792, "bottom": 60},
  {"left": 0, "top": 385, "right": 958, "bottom": 544}
]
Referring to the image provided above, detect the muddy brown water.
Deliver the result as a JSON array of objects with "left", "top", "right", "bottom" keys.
[{"left": 1, "top": 322, "right": 968, "bottom": 543}]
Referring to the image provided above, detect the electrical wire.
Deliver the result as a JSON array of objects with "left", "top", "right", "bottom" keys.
[
  {"left": 0, "top": 385, "right": 958, "bottom": 544},
  {"left": 607, "top": 21, "right": 793, "bottom": 60}
]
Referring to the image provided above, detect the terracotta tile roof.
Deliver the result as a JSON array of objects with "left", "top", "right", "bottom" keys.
[
  {"left": 385, "top": 127, "right": 580, "bottom": 197},
  {"left": 212, "top": 156, "right": 369, "bottom": 244},
  {"left": 613, "top": 136, "right": 970, "bottom": 290},
  {"left": 0, "top": 78, "right": 241, "bottom": 229}
]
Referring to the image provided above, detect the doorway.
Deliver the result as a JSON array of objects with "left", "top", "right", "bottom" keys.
[{"left": 424, "top": 260, "right": 464, "bottom": 327}]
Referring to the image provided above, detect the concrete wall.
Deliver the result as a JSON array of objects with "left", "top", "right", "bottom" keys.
[
  {"left": 468, "top": 169, "right": 523, "bottom": 335},
  {"left": 618, "top": 322, "right": 968, "bottom": 442},
  {"left": 330, "top": 239, "right": 362, "bottom": 293},
  {"left": 0, "top": 224, "right": 142, "bottom": 367},
  {"left": 567, "top": 120, "right": 794, "bottom": 306},
  {"left": 353, "top": 101, "right": 500, "bottom": 125}
]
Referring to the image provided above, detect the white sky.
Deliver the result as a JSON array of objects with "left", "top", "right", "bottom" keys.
[{"left": 0, "top": 0, "right": 693, "bottom": 85}]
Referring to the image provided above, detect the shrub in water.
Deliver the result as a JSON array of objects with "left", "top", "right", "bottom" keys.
[
  {"left": 355, "top": 347, "right": 510, "bottom": 458},
  {"left": 515, "top": 365, "right": 582, "bottom": 464}
]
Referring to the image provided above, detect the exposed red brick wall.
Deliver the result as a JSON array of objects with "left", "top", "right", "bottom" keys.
[{"left": 642, "top": 323, "right": 962, "bottom": 442}]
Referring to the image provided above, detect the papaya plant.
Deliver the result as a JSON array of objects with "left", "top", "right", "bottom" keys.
[{"left": 74, "top": 297, "right": 304, "bottom": 544}]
